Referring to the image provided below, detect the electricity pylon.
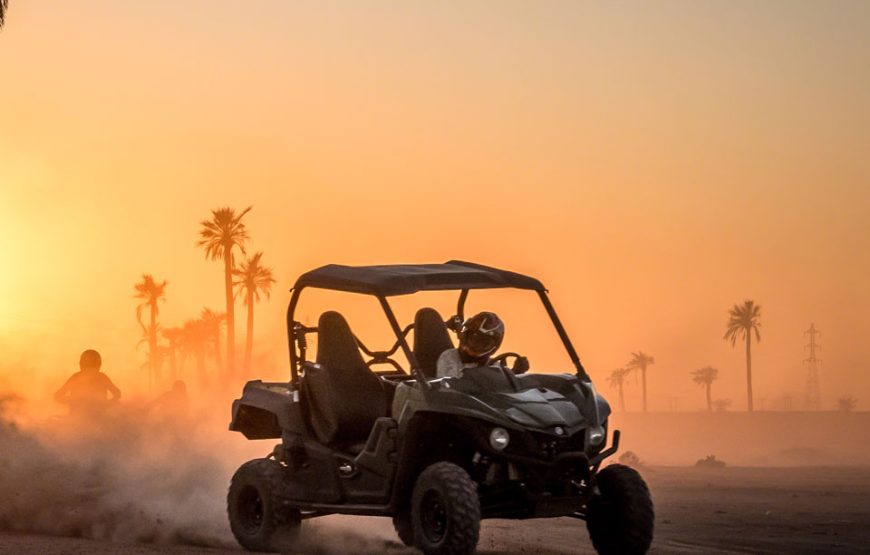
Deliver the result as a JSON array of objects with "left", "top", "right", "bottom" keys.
[{"left": 804, "top": 323, "right": 821, "bottom": 410}]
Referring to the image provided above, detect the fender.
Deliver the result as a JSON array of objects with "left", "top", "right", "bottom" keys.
[{"left": 229, "top": 380, "right": 307, "bottom": 439}]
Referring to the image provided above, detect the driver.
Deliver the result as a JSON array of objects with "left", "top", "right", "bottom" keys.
[
  {"left": 436, "top": 311, "right": 505, "bottom": 378},
  {"left": 54, "top": 349, "right": 121, "bottom": 418}
]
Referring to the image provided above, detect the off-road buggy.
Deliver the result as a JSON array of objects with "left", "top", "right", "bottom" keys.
[{"left": 228, "top": 261, "right": 653, "bottom": 554}]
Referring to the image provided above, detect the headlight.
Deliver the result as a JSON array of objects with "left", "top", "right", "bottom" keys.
[
  {"left": 489, "top": 427, "right": 510, "bottom": 451},
  {"left": 587, "top": 425, "right": 605, "bottom": 447}
]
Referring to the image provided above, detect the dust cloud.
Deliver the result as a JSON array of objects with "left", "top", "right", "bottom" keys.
[
  {"left": 0, "top": 392, "right": 416, "bottom": 554},
  {"left": 0, "top": 394, "right": 233, "bottom": 546}
]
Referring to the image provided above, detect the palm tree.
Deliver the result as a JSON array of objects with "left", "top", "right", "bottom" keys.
[
  {"left": 724, "top": 300, "right": 761, "bottom": 412},
  {"left": 198, "top": 206, "right": 251, "bottom": 376},
  {"left": 607, "top": 367, "right": 631, "bottom": 412},
  {"left": 626, "top": 351, "right": 655, "bottom": 412},
  {"left": 1, "top": 1, "right": 9, "bottom": 29},
  {"left": 234, "top": 252, "right": 276, "bottom": 375},
  {"left": 200, "top": 307, "right": 226, "bottom": 377},
  {"left": 182, "top": 318, "right": 209, "bottom": 387},
  {"left": 134, "top": 274, "right": 167, "bottom": 387},
  {"left": 691, "top": 366, "right": 719, "bottom": 412},
  {"left": 162, "top": 326, "right": 185, "bottom": 379}
]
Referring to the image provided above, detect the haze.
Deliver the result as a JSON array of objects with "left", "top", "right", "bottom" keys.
[{"left": 1, "top": 1, "right": 869, "bottom": 413}]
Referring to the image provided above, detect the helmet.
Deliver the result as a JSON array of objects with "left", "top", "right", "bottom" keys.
[
  {"left": 79, "top": 349, "right": 102, "bottom": 370},
  {"left": 458, "top": 312, "right": 504, "bottom": 362}
]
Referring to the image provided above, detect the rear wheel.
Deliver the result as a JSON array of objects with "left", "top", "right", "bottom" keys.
[
  {"left": 411, "top": 462, "right": 480, "bottom": 555},
  {"left": 586, "top": 463, "right": 654, "bottom": 555},
  {"left": 228, "top": 458, "right": 301, "bottom": 552}
]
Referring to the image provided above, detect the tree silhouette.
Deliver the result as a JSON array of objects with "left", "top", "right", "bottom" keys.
[
  {"left": 198, "top": 206, "right": 251, "bottom": 377},
  {"left": 234, "top": 252, "right": 276, "bottom": 375},
  {"left": 837, "top": 396, "right": 857, "bottom": 413},
  {"left": 691, "top": 366, "right": 719, "bottom": 412},
  {"left": 626, "top": 351, "right": 655, "bottom": 412},
  {"left": 1, "top": 1, "right": 8, "bottom": 29},
  {"left": 607, "top": 367, "right": 631, "bottom": 412},
  {"left": 200, "top": 307, "right": 226, "bottom": 377},
  {"left": 182, "top": 318, "right": 209, "bottom": 387},
  {"left": 724, "top": 300, "right": 761, "bottom": 412},
  {"left": 134, "top": 274, "right": 167, "bottom": 387},
  {"left": 162, "top": 326, "right": 185, "bottom": 380}
]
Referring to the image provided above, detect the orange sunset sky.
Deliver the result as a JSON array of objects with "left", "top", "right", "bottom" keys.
[{"left": 1, "top": 1, "right": 869, "bottom": 411}]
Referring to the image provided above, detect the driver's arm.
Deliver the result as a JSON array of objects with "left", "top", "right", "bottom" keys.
[
  {"left": 54, "top": 376, "right": 73, "bottom": 403},
  {"left": 102, "top": 374, "right": 121, "bottom": 402},
  {"left": 436, "top": 349, "right": 463, "bottom": 378}
]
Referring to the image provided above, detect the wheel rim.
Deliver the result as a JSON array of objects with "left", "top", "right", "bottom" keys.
[
  {"left": 421, "top": 490, "right": 448, "bottom": 543},
  {"left": 237, "top": 485, "right": 265, "bottom": 534}
]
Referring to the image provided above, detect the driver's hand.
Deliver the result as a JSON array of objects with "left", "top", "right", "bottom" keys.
[{"left": 512, "top": 356, "right": 530, "bottom": 375}]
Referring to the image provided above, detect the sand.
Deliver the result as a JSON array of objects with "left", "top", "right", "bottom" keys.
[{"left": 1, "top": 465, "right": 868, "bottom": 554}]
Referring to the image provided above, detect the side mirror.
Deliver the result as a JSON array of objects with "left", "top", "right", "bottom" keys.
[{"left": 512, "top": 356, "right": 530, "bottom": 375}]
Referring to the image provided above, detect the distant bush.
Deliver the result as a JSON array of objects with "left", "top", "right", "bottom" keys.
[
  {"left": 695, "top": 454, "right": 726, "bottom": 468},
  {"left": 837, "top": 396, "right": 857, "bottom": 413},
  {"left": 619, "top": 450, "right": 643, "bottom": 467}
]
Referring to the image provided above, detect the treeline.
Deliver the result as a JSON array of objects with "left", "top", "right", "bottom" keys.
[{"left": 135, "top": 207, "right": 275, "bottom": 390}]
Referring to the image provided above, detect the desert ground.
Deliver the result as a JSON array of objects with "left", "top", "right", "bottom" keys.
[{"left": 1, "top": 465, "right": 868, "bottom": 555}]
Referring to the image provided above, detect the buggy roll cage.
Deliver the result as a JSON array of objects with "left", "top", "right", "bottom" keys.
[{"left": 285, "top": 261, "right": 589, "bottom": 389}]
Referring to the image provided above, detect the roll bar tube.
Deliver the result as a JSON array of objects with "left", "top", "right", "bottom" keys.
[
  {"left": 537, "top": 290, "right": 589, "bottom": 380},
  {"left": 286, "top": 285, "right": 585, "bottom": 386},
  {"left": 456, "top": 289, "right": 469, "bottom": 321},
  {"left": 456, "top": 287, "right": 589, "bottom": 380},
  {"left": 287, "top": 287, "right": 303, "bottom": 385},
  {"left": 286, "top": 286, "right": 431, "bottom": 389},
  {"left": 376, "top": 295, "right": 431, "bottom": 389}
]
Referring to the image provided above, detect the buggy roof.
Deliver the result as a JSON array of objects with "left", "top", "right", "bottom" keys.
[{"left": 293, "top": 261, "right": 544, "bottom": 296}]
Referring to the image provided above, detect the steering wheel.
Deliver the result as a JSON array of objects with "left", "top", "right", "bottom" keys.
[{"left": 491, "top": 352, "right": 530, "bottom": 375}]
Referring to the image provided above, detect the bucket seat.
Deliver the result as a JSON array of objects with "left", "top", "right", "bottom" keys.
[
  {"left": 302, "top": 311, "right": 389, "bottom": 447},
  {"left": 413, "top": 307, "right": 454, "bottom": 379}
]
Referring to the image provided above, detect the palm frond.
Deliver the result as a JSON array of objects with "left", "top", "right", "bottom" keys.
[
  {"left": 607, "top": 367, "right": 629, "bottom": 387},
  {"left": 626, "top": 351, "right": 654, "bottom": 371},
  {"left": 691, "top": 366, "right": 718, "bottom": 386},
  {"left": 135, "top": 303, "right": 147, "bottom": 332},
  {"left": 724, "top": 299, "right": 762, "bottom": 347},
  {"left": 133, "top": 274, "right": 167, "bottom": 336},
  {"left": 200, "top": 307, "right": 226, "bottom": 329},
  {"left": 197, "top": 206, "right": 252, "bottom": 262},
  {"left": 233, "top": 251, "right": 277, "bottom": 306}
]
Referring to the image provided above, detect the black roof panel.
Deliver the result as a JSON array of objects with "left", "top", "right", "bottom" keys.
[{"left": 293, "top": 260, "right": 544, "bottom": 296}]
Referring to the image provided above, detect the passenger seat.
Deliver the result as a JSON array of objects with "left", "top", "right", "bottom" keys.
[
  {"left": 301, "top": 311, "right": 389, "bottom": 448},
  {"left": 413, "top": 307, "right": 454, "bottom": 379}
]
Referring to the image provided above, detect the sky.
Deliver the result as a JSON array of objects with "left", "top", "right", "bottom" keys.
[{"left": 1, "top": 1, "right": 869, "bottom": 411}]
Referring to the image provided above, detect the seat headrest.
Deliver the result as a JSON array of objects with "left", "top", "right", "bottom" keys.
[
  {"left": 316, "top": 311, "right": 367, "bottom": 372},
  {"left": 413, "top": 307, "right": 454, "bottom": 378}
]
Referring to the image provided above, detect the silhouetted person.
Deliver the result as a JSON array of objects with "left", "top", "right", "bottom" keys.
[
  {"left": 55, "top": 349, "right": 121, "bottom": 418},
  {"left": 149, "top": 380, "right": 189, "bottom": 419}
]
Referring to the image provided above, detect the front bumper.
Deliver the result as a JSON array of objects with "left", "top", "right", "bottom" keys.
[{"left": 477, "top": 430, "right": 621, "bottom": 519}]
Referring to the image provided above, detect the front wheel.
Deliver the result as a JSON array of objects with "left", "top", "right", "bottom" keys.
[
  {"left": 586, "top": 463, "right": 654, "bottom": 555},
  {"left": 411, "top": 462, "right": 481, "bottom": 555},
  {"left": 227, "top": 458, "right": 301, "bottom": 552}
]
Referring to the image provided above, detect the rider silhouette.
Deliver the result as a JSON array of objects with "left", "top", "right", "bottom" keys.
[
  {"left": 149, "top": 379, "right": 189, "bottom": 419},
  {"left": 54, "top": 349, "right": 121, "bottom": 418}
]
